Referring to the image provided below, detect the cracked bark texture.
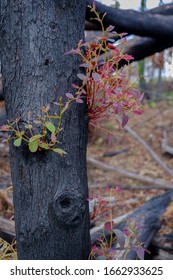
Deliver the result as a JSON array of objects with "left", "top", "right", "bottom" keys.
[{"left": 0, "top": 0, "right": 90, "bottom": 259}]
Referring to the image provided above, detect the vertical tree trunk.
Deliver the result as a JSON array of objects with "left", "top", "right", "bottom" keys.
[{"left": 0, "top": 0, "right": 90, "bottom": 259}]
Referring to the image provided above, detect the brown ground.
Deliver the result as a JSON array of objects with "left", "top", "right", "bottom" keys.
[
  {"left": 0, "top": 100, "right": 173, "bottom": 255},
  {"left": 87, "top": 100, "right": 173, "bottom": 236}
]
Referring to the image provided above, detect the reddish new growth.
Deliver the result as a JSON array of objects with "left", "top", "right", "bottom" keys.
[{"left": 66, "top": 4, "right": 144, "bottom": 127}]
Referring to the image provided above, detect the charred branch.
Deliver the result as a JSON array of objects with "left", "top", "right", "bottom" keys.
[
  {"left": 97, "top": 36, "right": 173, "bottom": 66},
  {"left": 86, "top": 1, "right": 173, "bottom": 40},
  {"left": 87, "top": 157, "right": 173, "bottom": 190},
  {"left": 121, "top": 37, "right": 173, "bottom": 63}
]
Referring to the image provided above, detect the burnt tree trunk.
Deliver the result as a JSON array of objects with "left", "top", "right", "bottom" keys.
[{"left": 0, "top": 0, "right": 90, "bottom": 259}]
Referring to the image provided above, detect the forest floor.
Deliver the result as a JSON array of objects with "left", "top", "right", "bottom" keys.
[
  {"left": 87, "top": 99, "right": 173, "bottom": 238},
  {"left": 0, "top": 99, "right": 173, "bottom": 258}
]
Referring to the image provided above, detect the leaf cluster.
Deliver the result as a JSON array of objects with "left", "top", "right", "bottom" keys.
[
  {"left": 0, "top": 3, "right": 144, "bottom": 155},
  {"left": 0, "top": 98, "right": 74, "bottom": 155},
  {"left": 66, "top": 4, "right": 144, "bottom": 128},
  {"left": 88, "top": 187, "right": 146, "bottom": 260}
]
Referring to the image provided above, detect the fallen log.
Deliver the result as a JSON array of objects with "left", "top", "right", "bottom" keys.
[
  {"left": 151, "top": 233, "right": 173, "bottom": 260},
  {"left": 90, "top": 190, "right": 173, "bottom": 259},
  {"left": 152, "top": 233, "right": 173, "bottom": 252},
  {"left": 89, "top": 183, "right": 167, "bottom": 190},
  {"left": 88, "top": 157, "right": 173, "bottom": 190}
]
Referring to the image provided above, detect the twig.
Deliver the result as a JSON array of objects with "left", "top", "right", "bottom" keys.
[
  {"left": 87, "top": 157, "right": 173, "bottom": 190},
  {"left": 131, "top": 112, "right": 160, "bottom": 128},
  {"left": 89, "top": 183, "right": 166, "bottom": 190},
  {"left": 124, "top": 125, "right": 173, "bottom": 178},
  {"left": 103, "top": 148, "right": 128, "bottom": 157}
]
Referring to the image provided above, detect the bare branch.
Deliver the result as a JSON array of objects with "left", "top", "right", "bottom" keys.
[
  {"left": 147, "top": 3, "right": 173, "bottom": 15},
  {"left": 85, "top": 2, "right": 173, "bottom": 62},
  {"left": 124, "top": 125, "right": 173, "bottom": 178},
  {"left": 85, "top": 20, "right": 100, "bottom": 31},
  {"left": 120, "top": 37, "right": 172, "bottom": 64},
  {"left": 87, "top": 157, "right": 173, "bottom": 190},
  {"left": 89, "top": 183, "right": 167, "bottom": 190},
  {"left": 97, "top": 36, "right": 173, "bottom": 67},
  {"left": 86, "top": 1, "right": 173, "bottom": 40}
]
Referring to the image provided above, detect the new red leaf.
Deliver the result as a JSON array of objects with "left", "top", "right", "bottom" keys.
[
  {"left": 123, "top": 54, "right": 134, "bottom": 61},
  {"left": 104, "top": 221, "right": 114, "bottom": 233}
]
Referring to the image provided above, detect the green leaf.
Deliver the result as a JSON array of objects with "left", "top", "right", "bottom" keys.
[
  {"left": 104, "top": 221, "right": 114, "bottom": 233},
  {"left": 25, "top": 124, "right": 32, "bottom": 130},
  {"left": 53, "top": 148, "right": 67, "bottom": 155},
  {"left": 29, "top": 140, "right": 39, "bottom": 152},
  {"left": 16, "top": 131, "right": 25, "bottom": 138},
  {"left": 14, "top": 138, "right": 22, "bottom": 147},
  {"left": 29, "top": 134, "right": 43, "bottom": 142},
  {"left": 46, "top": 122, "right": 56, "bottom": 133},
  {"left": 39, "top": 143, "right": 49, "bottom": 150}
]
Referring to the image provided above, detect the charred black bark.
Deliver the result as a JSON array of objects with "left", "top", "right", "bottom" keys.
[
  {"left": 0, "top": 0, "right": 90, "bottom": 259},
  {"left": 85, "top": 3, "right": 173, "bottom": 31},
  {"left": 119, "top": 37, "right": 173, "bottom": 65},
  {"left": 86, "top": 1, "right": 173, "bottom": 40},
  {"left": 97, "top": 36, "right": 173, "bottom": 68},
  {"left": 147, "top": 3, "right": 173, "bottom": 15},
  {"left": 85, "top": 1, "right": 173, "bottom": 64}
]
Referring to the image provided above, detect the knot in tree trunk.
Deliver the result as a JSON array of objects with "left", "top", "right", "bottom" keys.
[{"left": 51, "top": 191, "right": 87, "bottom": 228}]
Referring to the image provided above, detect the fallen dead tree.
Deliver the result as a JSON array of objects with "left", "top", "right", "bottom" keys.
[
  {"left": 88, "top": 157, "right": 173, "bottom": 190},
  {"left": 89, "top": 183, "right": 168, "bottom": 190}
]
